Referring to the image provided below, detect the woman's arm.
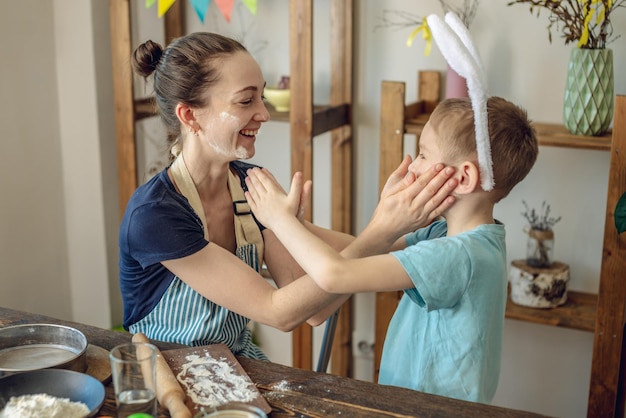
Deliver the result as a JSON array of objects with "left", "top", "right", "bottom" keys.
[
  {"left": 262, "top": 228, "right": 351, "bottom": 326},
  {"left": 161, "top": 242, "right": 343, "bottom": 332}
]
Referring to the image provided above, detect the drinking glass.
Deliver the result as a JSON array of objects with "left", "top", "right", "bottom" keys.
[{"left": 110, "top": 342, "right": 157, "bottom": 418}]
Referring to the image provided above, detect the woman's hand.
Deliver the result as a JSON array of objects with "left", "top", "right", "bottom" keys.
[{"left": 368, "top": 155, "right": 458, "bottom": 242}]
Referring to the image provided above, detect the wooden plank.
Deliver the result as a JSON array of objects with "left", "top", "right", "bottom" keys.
[
  {"left": 329, "top": 0, "right": 353, "bottom": 378},
  {"left": 588, "top": 95, "right": 626, "bottom": 418},
  {"left": 163, "top": 0, "right": 184, "bottom": 44},
  {"left": 161, "top": 344, "right": 271, "bottom": 415},
  {"left": 289, "top": 0, "right": 314, "bottom": 371},
  {"left": 378, "top": 81, "right": 406, "bottom": 191},
  {"left": 505, "top": 289, "right": 597, "bottom": 332},
  {"left": 109, "top": 0, "right": 137, "bottom": 219},
  {"left": 374, "top": 291, "right": 402, "bottom": 382},
  {"left": 312, "top": 104, "right": 349, "bottom": 137},
  {"left": 534, "top": 123, "right": 611, "bottom": 151},
  {"left": 375, "top": 80, "right": 407, "bottom": 382},
  {"left": 418, "top": 70, "right": 441, "bottom": 113}
]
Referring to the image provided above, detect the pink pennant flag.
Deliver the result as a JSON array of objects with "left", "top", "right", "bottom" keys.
[
  {"left": 157, "top": 0, "right": 177, "bottom": 17},
  {"left": 191, "top": 0, "right": 211, "bottom": 23},
  {"left": 241, "top": 0, "right": 257, "bottom": 15},
  {"left": 215, "top": 0, "right": 234, "bottom": 22}
]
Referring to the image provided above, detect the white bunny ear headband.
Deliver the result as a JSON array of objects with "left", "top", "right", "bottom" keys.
[{"left": 425, "top": 12, "right": 494, "bottom": 191}]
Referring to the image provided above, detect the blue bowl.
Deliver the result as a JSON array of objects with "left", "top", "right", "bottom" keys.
[{"left": 0, "top": 369, "right": 105, "bottom": 417}]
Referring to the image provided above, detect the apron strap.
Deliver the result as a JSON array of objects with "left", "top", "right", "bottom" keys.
[{"left": 169, "top": 154, "right": 264, "bottom": 263}]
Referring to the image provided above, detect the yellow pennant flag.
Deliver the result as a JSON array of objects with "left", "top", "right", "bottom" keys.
[{"left": 158, "top": 0, "right": 177, "bottom": 18}]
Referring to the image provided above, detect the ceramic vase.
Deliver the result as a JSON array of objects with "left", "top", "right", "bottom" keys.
[{"left": 563, "top": 48, "right": 614, "bottom": 136}]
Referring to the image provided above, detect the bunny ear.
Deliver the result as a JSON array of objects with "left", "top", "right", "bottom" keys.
[
  {"left": 444, "top": 12, "right": 487, "bottom": 87},
  {"left": 426, "top": 13, "right": 494, "bottom": 191},
  {"left": 425, "top": 14, "right": 476, "bottom": 85}
]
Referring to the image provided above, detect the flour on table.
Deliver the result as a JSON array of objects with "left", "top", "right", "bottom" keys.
[
  {"left": 176, "top": 352, "right": 258, "bottom": 408},
  {"left": 0, "top": 393, "right": 89, "bottom": 418}
]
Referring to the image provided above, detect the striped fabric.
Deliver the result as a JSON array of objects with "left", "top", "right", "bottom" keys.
[{"left": 129, "top": 243, "right": 268, "bottom": 360}]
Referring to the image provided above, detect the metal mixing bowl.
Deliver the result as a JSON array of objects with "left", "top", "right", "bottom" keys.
[{"left": 0, "top": 323, "right": 88, "bottom": 377}]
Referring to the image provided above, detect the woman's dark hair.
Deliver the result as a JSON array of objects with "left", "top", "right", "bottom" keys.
[{"left": 132, "top": 32, "right": 247, "bottom": 153}]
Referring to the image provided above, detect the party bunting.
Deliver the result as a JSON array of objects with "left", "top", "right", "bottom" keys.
[
  {"left": 147, "top": 0, "right": 257, "bottom": 22},
  {"left": 215, "top": 0, "right": 234, "bottom": 22},
  {"left": 241, "top": 0, "right": 257, "bottom": 15},
  {"left": 191, "top": 0, "right": 211, "bottom": 23},
  {"left": 157, "top": 0, "right": 177, "bottom": 18}
]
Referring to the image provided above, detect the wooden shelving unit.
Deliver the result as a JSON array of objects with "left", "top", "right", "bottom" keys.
[
  {"left": 378, "top": 72, "right": 626, "bottom": 418},
  {"left": 109, "top": 0, "right": 354, "bottom": 377}
]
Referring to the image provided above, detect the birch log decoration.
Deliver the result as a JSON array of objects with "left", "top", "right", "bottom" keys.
[{"left": 509, "top": 260, "right": 569, "bottom": 308}]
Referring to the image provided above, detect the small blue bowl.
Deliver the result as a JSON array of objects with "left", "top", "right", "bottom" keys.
[{"left": 0, "top": 369, "right": 105, "bottom": 417}]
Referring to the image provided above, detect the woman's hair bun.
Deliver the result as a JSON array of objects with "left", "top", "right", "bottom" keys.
[{"left": 132, "top": 40, "right": 164, "bottom": 78}]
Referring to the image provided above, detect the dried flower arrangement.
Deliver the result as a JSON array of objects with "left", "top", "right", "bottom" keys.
[
  {"left": 522, "top": 201, "right": 562, "bottom": 267},
  {"left": 522, "top": 200, "right": 562, "bottom": 231},
  {"left": 507, "top": 0, "right": 625, "bottom": 49},
  {"left": 376, "top": 0, "right": 481, "bottom": 55}
]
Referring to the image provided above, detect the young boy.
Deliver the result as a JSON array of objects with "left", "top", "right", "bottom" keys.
[{"left": 244, "top": 96, "right": 538, "bottom": 404}]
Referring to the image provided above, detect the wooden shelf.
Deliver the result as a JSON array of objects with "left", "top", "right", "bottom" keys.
[
  {"left": 266, "top": 102, "right": 350, "bottom": 137},
  {"left": 533, "top": 122, "right": 611, "bottom": 151},
  {"left": 403, "top": 114, "right": 612, "bottom": 152},
  {"left": 505, "top": 288, "right": 597, "bottom": 333}
]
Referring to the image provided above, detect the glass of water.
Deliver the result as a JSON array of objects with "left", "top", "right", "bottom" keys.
[{"left": 109, "top": 342, "right": 157, "bottom": 418}]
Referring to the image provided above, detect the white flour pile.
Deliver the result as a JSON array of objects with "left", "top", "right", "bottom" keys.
[
  {"left": 0, "top": 393, "right": 89, "bottom": 418},
  {"left": 176, "top": 352, "right": 258, "bottom": 408}
]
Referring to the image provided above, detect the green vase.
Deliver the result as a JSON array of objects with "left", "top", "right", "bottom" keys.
[{"left": 563, "top": 48, "right": 614, "bottom": 136}]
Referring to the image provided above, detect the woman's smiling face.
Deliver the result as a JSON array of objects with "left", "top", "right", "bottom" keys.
[{"left": 193, "top": 51, "right": 270, "bottom": 160}]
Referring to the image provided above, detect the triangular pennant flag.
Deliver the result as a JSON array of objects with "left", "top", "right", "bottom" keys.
[
  {"left": 241, "top": 0, "right": 257, "bottom": 15},
  {"left": 215, "top": 0, "right": 235, "bottom": 22},
  {"left": 157, "top": 0, "right": 177, "bottom": 18},
  {"left": 191, "top": 0, "right": 211, "bottom": 23},
  {"left": 146, "top": 0, "right": 156, "bottom": 7}
]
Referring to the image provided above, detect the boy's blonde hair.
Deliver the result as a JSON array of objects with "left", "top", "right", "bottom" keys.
[{"left": 428, "top": 97, "right": 538, "bottom": 202}]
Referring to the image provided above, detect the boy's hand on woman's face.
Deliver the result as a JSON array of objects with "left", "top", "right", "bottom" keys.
[{"left": 245, "top": 168, "right": 309, "bottom": 229}]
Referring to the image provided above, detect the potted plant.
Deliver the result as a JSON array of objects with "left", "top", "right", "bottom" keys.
[
  {"left": 508, "top": 201, "right": 568, "bottom": 308},
  {"left": 507, "top": 0, "right": 624, "bottom": 136},
  {"left": 522, "top": 200, "right": 562, "bottom": 268}
]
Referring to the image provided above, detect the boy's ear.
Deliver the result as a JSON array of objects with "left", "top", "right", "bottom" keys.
[
  {"left": 175, "top": 102, "right": 197, "bottom": 132},
  {"left": 455, "top": 161, "right": 480, "bottom": 195}
]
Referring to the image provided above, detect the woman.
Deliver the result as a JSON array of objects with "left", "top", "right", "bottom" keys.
[{"left": 119, "top": 32, "right": 456, "bottom": 359}]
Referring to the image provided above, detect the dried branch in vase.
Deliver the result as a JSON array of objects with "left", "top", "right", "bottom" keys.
[{"left": 507, "top": 0, "right": 625, "bottom": 49}]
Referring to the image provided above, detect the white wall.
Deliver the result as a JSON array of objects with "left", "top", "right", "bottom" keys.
[
  {"left": 0, "top": 0, "right": 117, "bottom": 328},
  {"left": 1, "top": 1, "right": 624, "bottom": 417}
]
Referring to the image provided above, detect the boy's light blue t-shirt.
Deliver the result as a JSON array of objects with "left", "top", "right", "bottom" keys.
[{"left": 380, "top": 220, "right": 507, "bottom": 404}]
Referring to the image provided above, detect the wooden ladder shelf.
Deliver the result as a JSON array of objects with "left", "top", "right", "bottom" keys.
[{"left": 109, "top": 0, "right": 354, "bottom": 377}]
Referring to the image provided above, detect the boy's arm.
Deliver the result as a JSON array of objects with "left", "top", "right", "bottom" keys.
[{"left": 245, "top": 162, "right": 456, "bottom": 293}]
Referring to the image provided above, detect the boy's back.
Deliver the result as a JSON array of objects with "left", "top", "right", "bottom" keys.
[{"left": 380, "top": 220, "right": 507, "bottom": 403}]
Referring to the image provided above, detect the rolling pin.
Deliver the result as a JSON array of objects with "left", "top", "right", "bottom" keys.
[{"left": 132, "top": 333, "right": 192, "bottom": 418}]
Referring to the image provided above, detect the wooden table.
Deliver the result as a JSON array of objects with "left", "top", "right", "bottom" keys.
[{"left": 0, "top": 307, "right": 546, "bottom": 417}]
